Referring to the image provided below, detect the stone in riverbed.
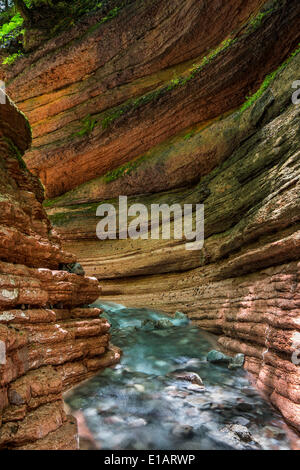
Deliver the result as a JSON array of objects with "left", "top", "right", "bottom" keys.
[
  {"left": 207, "top": 350, "right": 232, "bottom": 364},
  {"left": 171, "top": 424, "right": 194, "bottom": 438},
  {"left": 104, "top": 415, "right": 126, "bottom": 425},
  {"left": 127, "top": 417, "right": 147, "bottom": 428},
  {"left": 141, "top": 318, "right": 174, "bottom": 330},
  {"left": 97, "top": 405, "right": 117, "bottom": 415},
  {"left": 173, "top": 311, "right": 189, "bottom": 325},
  {"left": 185, "top": 384, "right": 206, "bottom": 393},
  {"left": 264, "top": 425, "right": 286, "bottom": 440},
  {"left": 199, "top": 402, "right": 212, "bottom": 410},
  {"left": 172, "top": 371, "right": 203, "bottom": 386},
  {"left": 233, "top": 417, "right": 251, "bottom": 427},
  {"left": 236, "top": 401, "right": 254, "bottom": 412},
  {"left": 241, "top": 387, "right": 258, "bottom": 397},
  {"left": 216, "top": 422, "right": 261, "bottom": 449},
  {"left": 186, "top": 396, "right": 208, "bottom": 406},
  {"left": 228, "top": 424, "right": 253, "bottom": 442},
  {"left": 206, "top": 350, "right": 245, "bottom": 369},
  {"left": 228, "top": 353, "right": 245, "bottom": 369}
]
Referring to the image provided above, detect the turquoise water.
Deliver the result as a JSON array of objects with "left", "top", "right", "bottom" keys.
[{"left": 65, "top": 302, "right": 292, "bottom": 450}]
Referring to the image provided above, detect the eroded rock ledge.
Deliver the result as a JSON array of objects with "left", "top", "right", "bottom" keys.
[{"left": 0, "top": 97, "right": 120, "bottom": 450}]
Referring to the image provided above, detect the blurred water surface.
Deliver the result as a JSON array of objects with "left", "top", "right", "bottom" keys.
[{"left": 65, "top": 302, "right": 292, "bottom": 450}]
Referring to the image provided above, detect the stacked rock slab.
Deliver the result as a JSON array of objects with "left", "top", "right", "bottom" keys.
[{"left": 0, "top": 96, "right": 120, "bottom": 449}]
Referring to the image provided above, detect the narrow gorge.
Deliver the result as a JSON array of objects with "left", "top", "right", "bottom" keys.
[{"left": 0, "top": 0, "right": 299, "bottom": 451}]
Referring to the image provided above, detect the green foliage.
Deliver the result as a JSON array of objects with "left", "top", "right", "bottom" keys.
[
  {"left": 0, "top": 0, "right": 128, "bottom": 50},
  {"left": 249, "top": 8, "right": 274, "bottom": 30},
  {"left": 239, "top": 43, "right": 300, "bottom": 114},
  {"left": 101, "top": 88, "right": 163, "bottom": 129},
  {"left": 97, "top": 5, "right": 121, "bottom": 22},
  {"left": 183, "top": 131, "right": 195, "bottom": 141},
  {"left": 50, "top": 1, "right": 111, "bottom": 35},
  {"left": 101, "top": 108, "right": 124, "bottom": 130},
  {"left": 0, "top": 12, "right": 23, "bottom": 39},
  {"left": 2, "top": 50, "right": 23, "bottom": 63},
  {"left": 0, "top": 11, "right": 24, "bottom": 52},
  {"left": 74, "top": 114, "right": 97, "bottom": 137},
  {"left": 103, "top": 155, "right": 147, "bottom": 183},
  {"left": 0, "top": 3, "right": 26, "bottom": 62},
  {"left": 85, "top": 2, "right": 125, "bottom": 36},
  {"left": 48, "top": 210, "right": 73, "bottom": 226}
]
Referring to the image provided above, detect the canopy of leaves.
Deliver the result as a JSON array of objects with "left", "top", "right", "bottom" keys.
[
  {"left": 0, "top": 1, "right": 123, "bottom": 39},
  {"left": 0, "top": 2, "right": 26, "bottom": 58},
  {"left": 0, "top": 1, "right": 128, "bottom": 65}
]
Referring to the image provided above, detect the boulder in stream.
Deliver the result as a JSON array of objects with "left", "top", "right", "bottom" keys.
[{"left": 207, "top": 350, "right": 245, "bottom": 369}]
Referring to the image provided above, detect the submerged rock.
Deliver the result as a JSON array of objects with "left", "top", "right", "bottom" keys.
[
  {"left": 133, "top": 384, "right": 145, "bottom": 393},
  {"left": 172, "top": 371, "right": 203, "bottom": 386},
  {"left": 233, "top": 417, "right": 251, "bottom": 427},
  {"left": 127, "top": 417, "right": 147, "bottom": 428},
  {"left": 185, "top": 384, "right": 206, "bottom": 393},
  {"left": 174, "top": 312, "right": 189, "bottom": 325},
  {"left": 207, "top": 350, "right": 232, "bottom": 364},
  {"left": 141, "top": 318, "right": 174, "bottom": 330},
  {"left": 228, "top": 353, "right": 245, "bottom": 370},
  {"left": 223, "top": 424, "right": 253, "bottom": 443},
  {"left": 219, "top": 425, "right": 259, "bottom": 449},
  {"left": 171, "top": 424, "right": 194, "bottom": 439},
  {"left": 207, "top": 350, "right": 245, "bottom": 370},
  {"left": 236, "top": 401, "right": 254, "bottom": 412},
  {"left": 264, "top": 426, "right": 286, "bottom": 441}
]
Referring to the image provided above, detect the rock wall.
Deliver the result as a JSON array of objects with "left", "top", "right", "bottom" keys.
[
  {"left": 1, "top": 0, "right": 299, "bottom": 433},
  {"left": 0, "top": 97, "right": 120, "bottom": 450},
  {"left": 3, "top": 0, "right": 300, "bottom": 198}
]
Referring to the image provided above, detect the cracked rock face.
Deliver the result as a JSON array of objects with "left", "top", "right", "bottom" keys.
[
  {"left": 0, "top": 97, "right": 120, "bottom": 450},
  {"left": 1, "top": 0, "right": 299, "bottom": 437}
]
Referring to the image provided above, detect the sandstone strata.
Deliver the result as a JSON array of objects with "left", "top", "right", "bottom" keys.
[
  {"left": 0, "top": 97, "right": 120, "bottom": 450},
  {"left": 1, "top": 0, "right": 299, "bottom": 435},
  {"left": 3, "top": 0, "right": 300, "bottom": 198}
]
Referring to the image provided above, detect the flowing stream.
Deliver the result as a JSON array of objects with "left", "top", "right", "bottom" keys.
[{"left": 65, "top": 302, "right": 292, "bottom": 450}]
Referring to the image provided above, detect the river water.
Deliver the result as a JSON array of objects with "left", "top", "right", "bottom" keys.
[{"left": 65, "top": 302, "right": 292, "bottom": 450}]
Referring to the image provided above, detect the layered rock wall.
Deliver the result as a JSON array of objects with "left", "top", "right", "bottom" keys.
[
  {"left": 1, "top": 0, "right": 299, "bottom": 434},
  {"left": 0, "top": 97, "right": 120, "bottom": 450}
]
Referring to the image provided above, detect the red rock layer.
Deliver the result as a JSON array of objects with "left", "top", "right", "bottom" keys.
[
  {"left": 2, "top": 0, "right": 300, "bottom": 198},
  {"left": 0, "top": 97, "right": 120, "bottom": 450}
]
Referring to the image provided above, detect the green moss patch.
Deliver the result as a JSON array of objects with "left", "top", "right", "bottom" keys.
[
  {"left": 239, "top": 43, "right": 300, "bottom": 114},
  {"left": 1, "top": 137, "right": 27, "bottom": 170},
  {"left": 73, "top": 114, "right": 97, "bottom": 137},
  {"left": 2, "top": 51, "right": 24, "bottom": 65},
  {"left": 103, "top": 154, "right": 149, "bottom": 183}
]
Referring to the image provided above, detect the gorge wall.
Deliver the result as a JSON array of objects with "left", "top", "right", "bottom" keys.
[
  {"left": 1, "top": 0, "right": 299, "bottom": 434},
  {"left": 0, "top": 96, "right": 120, "bottom": 449}
]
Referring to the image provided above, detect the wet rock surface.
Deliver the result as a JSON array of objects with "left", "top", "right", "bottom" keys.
[{"left": 65, "top": 303, "right": 294, "bottom": 450}]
